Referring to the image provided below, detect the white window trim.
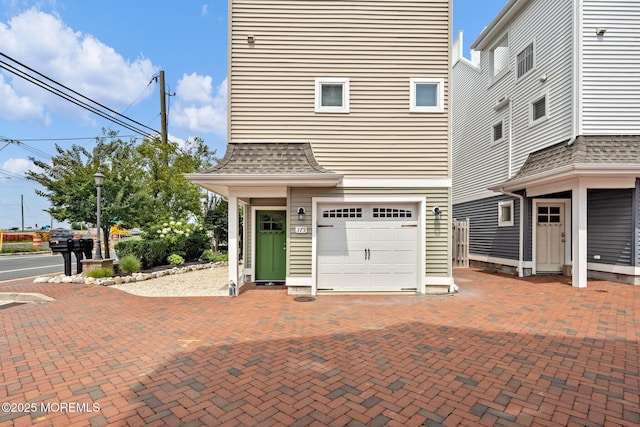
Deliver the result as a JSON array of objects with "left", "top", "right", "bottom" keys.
[
  {"left": 516, "top": 39, "right": 536, "bottom": 80},
  {"left": 410, "top": 78, "right": 444, "bottom": 113},
  {"left": 529, "top": 92, "right": 549, "bottom": 126},
  {"left": 498, "top": 200, "right": 514, "bottom": 227},
  {"left": 491, "top": 119, "right": 505, "bottom": 145},
  {"left": 315, "top": 78, "right": 350, "bottom": 113}
]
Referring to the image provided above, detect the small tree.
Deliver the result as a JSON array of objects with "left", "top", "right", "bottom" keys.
[{"left": 203, "top": 195, "right": 228, "bottom": 252}]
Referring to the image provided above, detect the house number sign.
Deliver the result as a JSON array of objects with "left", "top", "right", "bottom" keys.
[{"left": 294, "top": 226, "right": 308, "bottom": 234}]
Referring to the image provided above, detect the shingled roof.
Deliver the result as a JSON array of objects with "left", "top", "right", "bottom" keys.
[
  {"left": 509, "top": 135, "right": 640, "bottom": 182},
  {"left": 203, "top": 142, "right": 333, "bottom": 175}
]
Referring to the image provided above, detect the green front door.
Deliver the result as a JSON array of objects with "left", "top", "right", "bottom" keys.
[{"left": 255, "top": 210, "right": 286, "bottom": 281}]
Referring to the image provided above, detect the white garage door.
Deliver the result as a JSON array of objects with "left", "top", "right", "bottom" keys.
[{"left": 317, "top": 203, "right": 419, "bottom": 292}]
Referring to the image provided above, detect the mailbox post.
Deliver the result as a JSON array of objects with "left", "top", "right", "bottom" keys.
[{"left": 49, "top": 237, "right": 94, "bottom": 276}]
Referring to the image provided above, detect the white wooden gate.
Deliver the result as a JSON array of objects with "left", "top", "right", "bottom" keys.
[{"left": 452, "top": 218, "right": 469, "bottom": 268}]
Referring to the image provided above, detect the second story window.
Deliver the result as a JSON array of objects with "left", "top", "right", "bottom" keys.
[
  {"left": 492, "top": 121, "right": 504, "bottom": 143},
  {"left": 410, "top": 78, "right": 444, "bottom": 112},
  {"left": 490, "top": 34, "right": 509, "bottom": 80},
  {"left": 531, "top": 94, "right": 548, "bottom": 124},
  {"left": 315, "top": 78, "right": 350, "bottom": 113},
  {"left": 517, "top": 43, "right": 534, "bottom": 78}
]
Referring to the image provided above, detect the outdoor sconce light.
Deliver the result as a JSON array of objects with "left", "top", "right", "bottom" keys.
[
  {"left": 297, "top": 207, "right": 306, "bottom": 221},
  {"left": 596, "top": 28, "right": 606, "bottom": 36},
  {"left": 432, "top": 206, "right": 441, "bottom": 219},
  {"left": 247, "top": 35, "right": 255, "bottom": 44}
]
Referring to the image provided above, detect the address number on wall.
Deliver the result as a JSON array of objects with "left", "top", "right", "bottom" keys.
[{"left": 294, "top": 226, "right": 308, "bottom": 234}]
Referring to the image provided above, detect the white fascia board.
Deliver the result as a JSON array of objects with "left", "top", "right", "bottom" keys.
[{"left": 491, "top": 164, "right": 640, "bottom": 193}]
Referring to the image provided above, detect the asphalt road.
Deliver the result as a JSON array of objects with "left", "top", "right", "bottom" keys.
[{"left": 0, "top": 253, "right": 72, "bottom": 282}]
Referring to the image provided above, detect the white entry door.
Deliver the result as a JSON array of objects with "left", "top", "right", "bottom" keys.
[
  {"left": 536, "top": 204, "right": 565, "bottom": 273},
  {"left": 317, "top": 204, "right": 419, "bottom": 292}
]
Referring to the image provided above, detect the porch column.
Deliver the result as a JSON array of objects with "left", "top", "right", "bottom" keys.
[
  {"left": 228, "top": 194, "right": 239, "bottom": 287},
  {"left": 572, "top": 180, "right": 587, "bottom": 288}
]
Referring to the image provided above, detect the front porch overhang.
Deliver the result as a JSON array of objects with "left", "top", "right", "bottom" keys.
[
  {"left": 490, "top": 164, "right": 639, "bottom": 195},
  {"left": 186, "top": 173, "right": 343, "bottom": 198}
]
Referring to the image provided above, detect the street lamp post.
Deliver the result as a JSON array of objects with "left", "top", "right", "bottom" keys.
[{"left": 94, "top": 171, "right": 105, "bottom": 260}]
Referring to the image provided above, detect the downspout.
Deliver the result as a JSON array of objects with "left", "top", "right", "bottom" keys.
[{"left": 499, "top": 188, "right": 524, "bottom": 277}]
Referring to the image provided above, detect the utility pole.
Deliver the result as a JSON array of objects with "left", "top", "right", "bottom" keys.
[
  {"left": 159, "top": 70, "right": 169, "bottom": 166},
  {"left": 21, "top": 194, "right": 24, "bottom": 231}
]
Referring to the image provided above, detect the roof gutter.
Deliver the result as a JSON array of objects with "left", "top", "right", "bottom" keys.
[{"left": 497, "top": 188, "right": 524, "bottom": 277}]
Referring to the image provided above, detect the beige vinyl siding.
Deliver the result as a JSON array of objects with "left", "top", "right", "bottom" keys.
[
  {"left": 582, "top": 1, "right": 640, "bottom": 134},
  {"left": 288, "top": 187, "right": 450, "bottom": 277},
  {"left": 230, "top": 0, "right": 451, "bottom": 179}
]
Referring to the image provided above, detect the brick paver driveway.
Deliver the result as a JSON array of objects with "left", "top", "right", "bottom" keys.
[{"left": 0, "top": 269, "right": 638, "bottom": 426}]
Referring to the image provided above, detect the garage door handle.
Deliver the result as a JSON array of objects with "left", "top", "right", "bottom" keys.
[
  {"left": 367, "top": 248, "right": 370, "bottom": 260},
  {"left": 364, "top": 248, "right": 367, "bottom": 260}
]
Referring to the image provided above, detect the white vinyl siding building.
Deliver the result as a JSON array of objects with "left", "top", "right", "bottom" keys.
[
  {"left": 452, "top": 0, "right": 640, "bottom": 287},
  {"left": 582, "top": 1, "right": 640, "bottom": 134}
]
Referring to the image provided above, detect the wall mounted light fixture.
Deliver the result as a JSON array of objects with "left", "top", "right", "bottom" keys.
[
  {"left": 247, "top": 35, "right": 255, "bottom": 44},
  {"left": 297, "top": 207, "right": 306, "bottom": 221},
  {"left": 596, "top": 28, "right": 606, "bottom": 36},
  {"left": 432, "top": 206, "right": 441, "bottom": 219}
]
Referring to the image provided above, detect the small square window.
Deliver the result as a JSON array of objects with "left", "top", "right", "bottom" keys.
[
  {"left": 492, "top": 121, "right": 504, "bottom": 143},
  {"left": 498, "top": 200, "right": 514, "bottom": 227},
  {"left": 410, "top": 78, "right": 444, "bottom": 112},
  {"left": 315, "top": 78, "right": 349, "bottom": 113},
  {"left": 531, "top": 95, "right": 547, "bottom": 123}
]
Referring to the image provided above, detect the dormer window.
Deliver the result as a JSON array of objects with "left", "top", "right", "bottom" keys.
[{"left": 490, "top": 34, "right": 509, "bottom": 80}]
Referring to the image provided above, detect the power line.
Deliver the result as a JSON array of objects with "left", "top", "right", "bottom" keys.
[
  {"left": 2, "top": 135, "right": 139, "bottom": 142},
  {"left": 0, "top": 59, "right": 152, "bottom": 138},
  {"left": 0, "top": 168, "right": 26, "bottom": 180},
  {"left": 0, "top": 51, "right": 161, "bottom": 138},
  {"left": 0, "top": 137, "right": 53, "bottom": 159}
]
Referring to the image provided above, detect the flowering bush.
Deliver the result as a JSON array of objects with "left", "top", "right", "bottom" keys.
[{"left": 143, "top": 217, "right": 209, "bottom": 261}]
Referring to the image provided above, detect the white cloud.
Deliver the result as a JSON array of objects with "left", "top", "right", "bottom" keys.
[
  {"left": 176, "top": 73, "right": 214, "bottom": 104},
  {"left": 0, "top": 73, "right": 50, "bottom": 123},
  {"left": 2, "top": 157, "right": 32, "bottom": 175},
  {"left": 0, "top": 9, "right": 158, "bottom": 124},
  {"left": 202, "top": 4, "right": 209, "bottom": 16},
  {"left": 171, "top": 75, "right": 227, "bottom": 138}
]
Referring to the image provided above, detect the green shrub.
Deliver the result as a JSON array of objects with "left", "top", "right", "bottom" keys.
[
  {"left": 118, "top": 255, "right": 141, "bottom": 274},
  {"left": 114, "top": 239, "right": 169, "bottom": 268},
  {"left": 2, "top": 245, "right": 48, "bottom": 254},
  {"left": 201, "top": 249, "right": 228, "bottom": 262},
  {"left": 167, "top": 253, "right": 185, "bottom": 265},
  {"left": 184, "top": 230, "right": 210, "bottom": 260},
  {"left": 86, "top": 267, "right": 114, "bottom": 278}
]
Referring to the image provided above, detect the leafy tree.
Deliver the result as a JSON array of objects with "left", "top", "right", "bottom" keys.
[
  {"left": 26, "top": 130, "right": 217, "bottom": 258},
  {"left": 137, "top": 136, "right": 215, "bottom": 223},
  {"left": 203, "top": 195, "right": 228, "bottom": 252}
]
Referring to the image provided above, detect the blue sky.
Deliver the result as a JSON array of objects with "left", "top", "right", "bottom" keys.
[{"left": 0, "top": 0, "right": 507, "bottom": 229}]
